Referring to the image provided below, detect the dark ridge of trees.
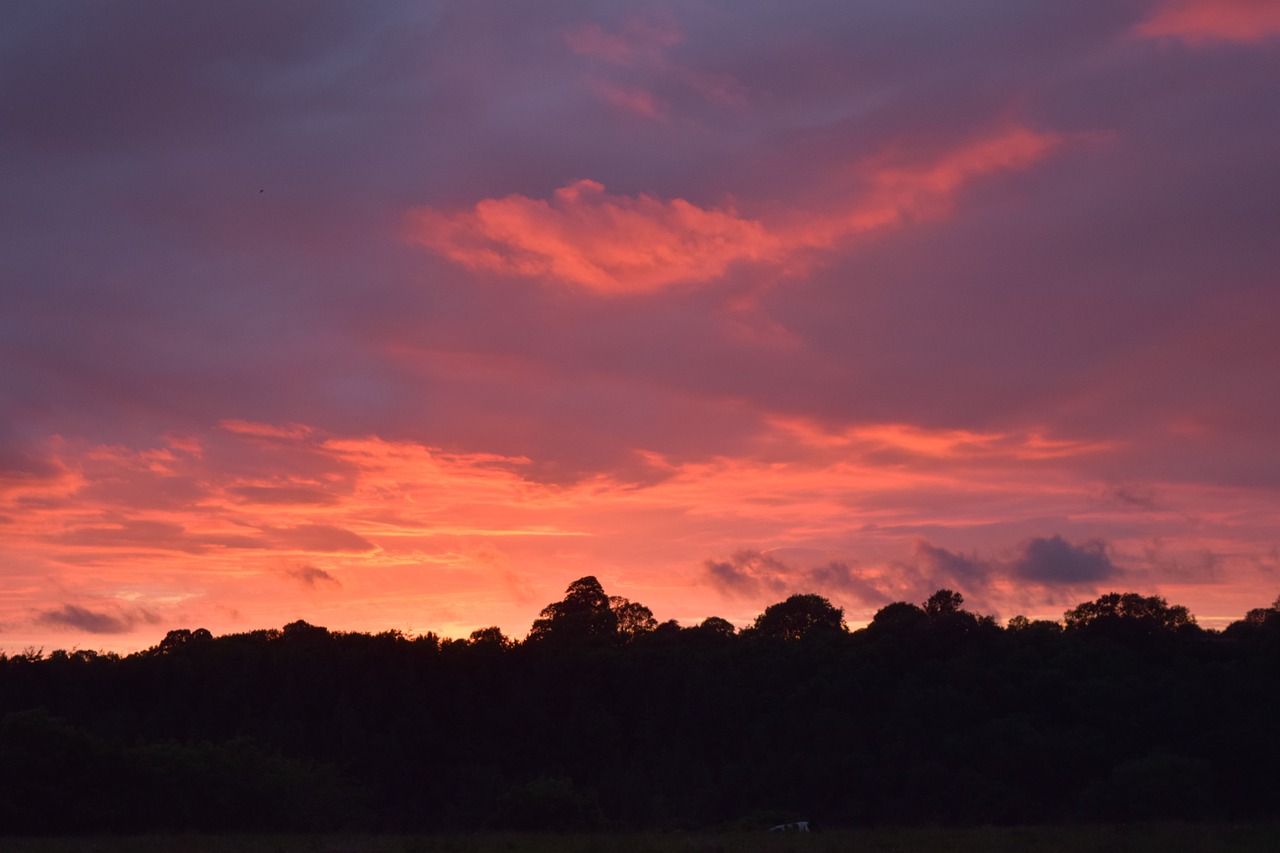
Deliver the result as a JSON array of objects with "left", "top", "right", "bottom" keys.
[{"left": 2, "top": 580, "right": 1280, "bottom": 834}]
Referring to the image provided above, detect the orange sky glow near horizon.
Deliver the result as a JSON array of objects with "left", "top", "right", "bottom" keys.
[{"left": 2, "top": 0, "right": 1278, "bottom": 653}]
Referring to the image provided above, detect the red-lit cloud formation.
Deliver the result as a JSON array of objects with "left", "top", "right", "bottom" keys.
[
  {"left": 1139, "top": 0, "right": 1280, "bottom": 43},
  {"left": 2, "top": 2, "right": 1278, "bottom": 651},
  {"left": 408, "top": 179, "right": 779, "bottom": 293}
]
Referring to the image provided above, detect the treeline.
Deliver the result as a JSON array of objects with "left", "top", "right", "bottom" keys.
[{"left": 3, "top": 578, "right": 1280, "bottom": 834}]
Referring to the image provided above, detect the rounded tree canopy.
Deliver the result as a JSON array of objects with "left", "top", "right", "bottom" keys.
[
  {"left": 750, "top": 593, "right": 846, "bottom": 641},
  {"left": 866, "top": 601, "right": 929, "bottom": 635},
  {"left": 1063, "top": 592, "right": 1195, "bottom": 633},
  {"left": 469, "top": 626, "right": 512, "bottom": 647}
]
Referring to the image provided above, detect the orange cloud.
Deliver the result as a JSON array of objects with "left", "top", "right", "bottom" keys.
[
  {"left": 7, "top": 416, "right": 1269, "bottom": 650},
  {"left": 407, "top": 179, "right": 780, "bottom": 293},
  {"left": 835, "top": 127, "right": 1062, "bottom": 236},
  {"left": 408, "top": 127, "right": 1061, "bottom": 293},
  {"left": 1138, "top": 0, "right": 1280, "bottom": 43},
  {"left": 769, "top": 418, "right": 1114, "bottom": 462}
]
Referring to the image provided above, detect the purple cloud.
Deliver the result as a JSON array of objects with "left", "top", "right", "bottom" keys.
[
  {"left": 1, "top": 0, "right": 1277, "bottom": 647},
  {"left": 1013, "top": 536, "right": 1118, "bottom": 584}
]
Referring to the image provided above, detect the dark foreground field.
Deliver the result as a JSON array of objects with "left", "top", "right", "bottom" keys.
[{"left": 6, "top": 824, "right": 1280, "bottom": 853}]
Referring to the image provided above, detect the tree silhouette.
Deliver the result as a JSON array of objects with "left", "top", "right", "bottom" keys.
[
  {"left": 610, "top": 596, "right": 657, "bottom": 642},
  {"left": 1007, "top": 614, "right": 1031, "bottom": 631},
  {"left": 748, "top": 593, "right": 845, "bottom": 640},
  {"left": 866, "top": 601, "right": 928, "bottom": 636},
  {"left": 696, "top": 616, "right": 736, "bottom": 637},
  {"left": 10, "top": 580, "right": 1280, "bottom": 832},
  {"left": 527, "top": 576, "right": 619, "bottom": 644},
  {"left": 1063, "top": 592, "right": 1194, "bottom": 634},
  {"left": 922, "top": 588, "right": 984, "bottom": 636},
  {"left": 468, "top": 626, "right": 512, "bottom": 647},
  {"left": 924, "top": 589, "right": 964, "bottom": 617}
]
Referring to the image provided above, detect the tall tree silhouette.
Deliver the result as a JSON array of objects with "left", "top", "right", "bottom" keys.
[{"left": 527, "top": 576, "right": 619, "bottom": 645}]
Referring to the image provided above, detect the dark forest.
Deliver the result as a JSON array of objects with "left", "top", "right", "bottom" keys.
[{"left": 3, "top": 577, "right": 1279, "bottom": 834}]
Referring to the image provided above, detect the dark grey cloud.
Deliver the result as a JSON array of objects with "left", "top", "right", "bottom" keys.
[
  {"left": 707, "top": 535, "right": 1124, "bottom": 618},
  {"left": 805, "top": 560, "right": 894, "bottom": 607},
  {"left": 36, "top": 603, "right": 159, "bottom": 635},
  {"left": 287, "top": 565, "right": 341, "bottom": 588},
  {"left": 914, "top": 540, "right": 992, "bottom": 587},
  {"left": 705, "top": 549, "right": 890, "bottom": 607},
  {"left": 1101, "top": 483, "right": 1157, "bottom": 509},
  {"left": 1013, "top": 535, "right": 1118, "bottom": 584},
  {"left": 704, "top": 549, "right": 789, "bottom": 599}
]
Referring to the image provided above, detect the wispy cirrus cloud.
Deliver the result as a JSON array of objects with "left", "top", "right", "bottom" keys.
[
  {"left": 565, "top": 18, "right": 682, "bottom": 67},
  {"left": 565, "top": 15, "right": 746, "bottom": 118}
]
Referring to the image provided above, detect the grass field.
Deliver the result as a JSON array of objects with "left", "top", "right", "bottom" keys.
[{"left": 4, "top": 824, "right": 1280, "bottom": 853}]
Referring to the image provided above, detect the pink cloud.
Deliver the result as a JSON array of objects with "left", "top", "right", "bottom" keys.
[
  {"left": 1138, "top": 0, "right": 1280, "bottom": 43},
  {"left": 407, "top": 179, "right": 780, "bottom": 293},
  {"left": 4, "top": 1, "right": 1278, "bottom": 653},
  {"left": 2, "top": 415, "right": 1276, "bottom": 649},
  {"left": 840, "top": 127, "right": 1061, "bottom": 232},
  {"left": 587, "top": 79, "right": 664, "bottom": 119},
  {"left": 407, "top": 127, "right": 1061, "bottom": 293}
]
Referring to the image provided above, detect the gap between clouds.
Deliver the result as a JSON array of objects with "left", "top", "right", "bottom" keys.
[{"left": 406, "top": 126, "right": 1061, "bottom": 294}]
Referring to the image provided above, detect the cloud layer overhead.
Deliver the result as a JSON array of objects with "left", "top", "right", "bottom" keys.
[{"left": 2, "top": 1, "right": 1278, "bottom": 650}]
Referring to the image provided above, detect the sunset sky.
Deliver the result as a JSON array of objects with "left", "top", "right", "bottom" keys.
[{"left": 3, "top": 0, "right": 1279, "bottom": 652}]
